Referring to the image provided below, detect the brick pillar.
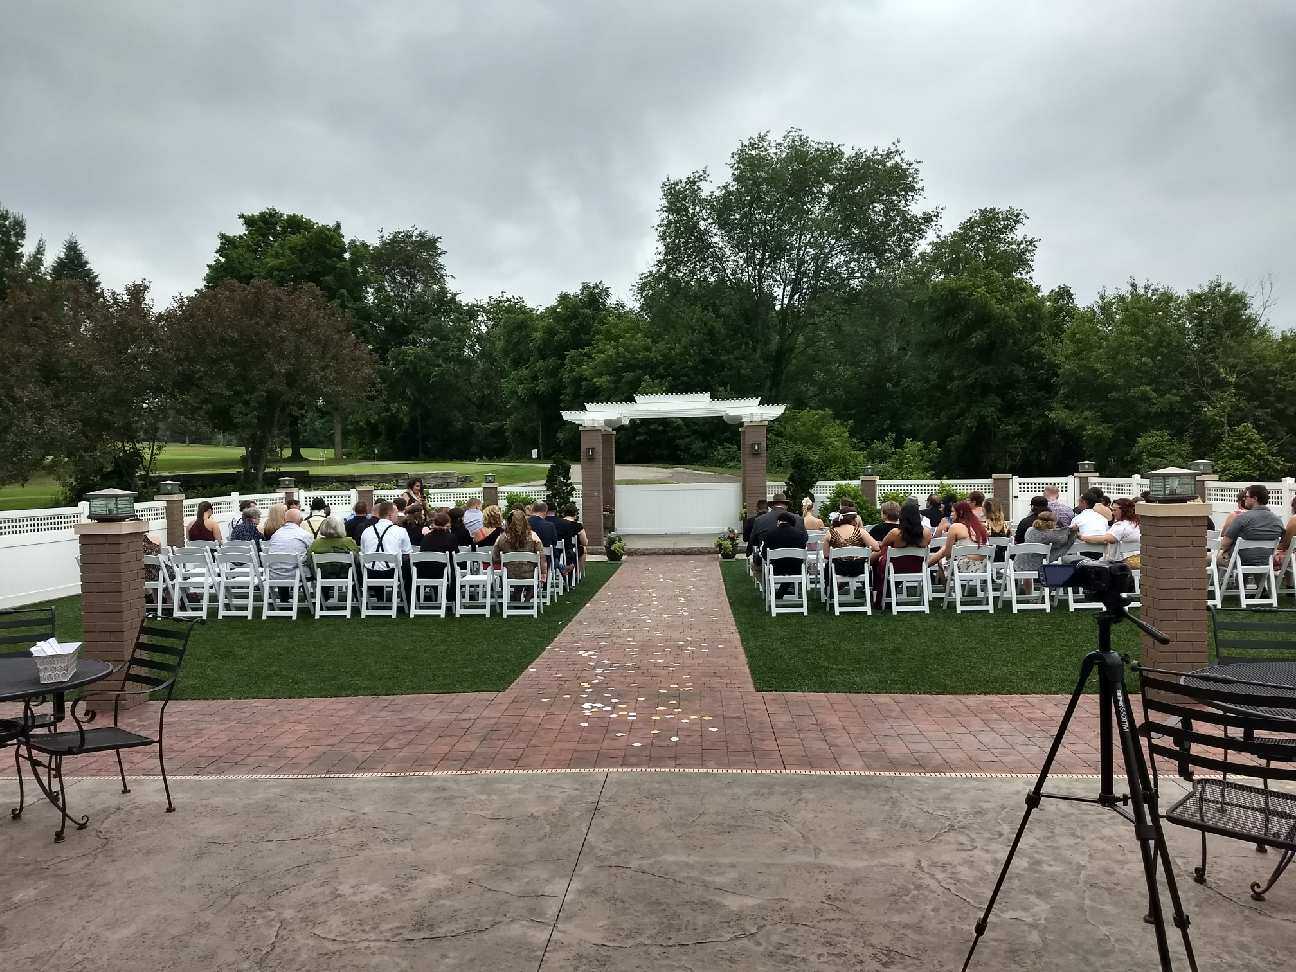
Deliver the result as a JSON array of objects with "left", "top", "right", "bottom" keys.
[
  {"left": 859, "top": 476, "right": 879, "bottom": 508},
  {"left": 581, "top": 428, "right": 605, "bottom": 547},
  {"left": 1137, "top": 501, "right": 1210, "bottom": 676},
  {"left": 157, "top": 492, "right": 185, "bottom": 548},
  {"left": 357, "top": 486, "right": 374, "bottom": 513},
  {"left": 601, "top": 430, "right": 617, "bottom": 523},
  {"left": 76, "top": 520, "right": 147, "bottom": 703},
  {"left": 282, "top": 484, "right": 298, "bottom": 506},
  {"left": 1194, "top": 474, "right": 1217, "bottom": 504},
  {"left": 992, "top": 473, "right": 1012, "bottom": 506},
  {"left": 482, "top": 481, "right": 499, "bottom": 509},
  {"left": 740, "top": 422, "right": 768, "bottom": 518},
  {"left": 1075, "top": 470, "right": 1094, "bottom": 499}
]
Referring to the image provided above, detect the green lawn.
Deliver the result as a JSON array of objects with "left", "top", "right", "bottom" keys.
[
  {"left": 721, "top": 560, "right": 1144, "bottom": 694},
  {"left": 40, "top": 563, "right": 618, "bottom": 699},
  {"left": 0, "top": 445, "right": 549, "bottom": 510}
]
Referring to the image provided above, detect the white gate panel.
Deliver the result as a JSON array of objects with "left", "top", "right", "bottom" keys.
[{"left": 616, "top": 483, "right": 741, "bottom": 535}]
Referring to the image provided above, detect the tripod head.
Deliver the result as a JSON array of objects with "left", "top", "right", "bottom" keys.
[{"left": 1095, "top": 591, "right": 1170, "bottom": 648}]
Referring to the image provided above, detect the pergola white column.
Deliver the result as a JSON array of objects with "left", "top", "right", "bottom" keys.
[{"left": 562, "top": 394, "right": 786, "bottom": 543}]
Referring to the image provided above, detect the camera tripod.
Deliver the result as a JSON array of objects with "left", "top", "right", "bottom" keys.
[{"left": 961, "top": 593, "right": 1199, "bottom": 972}]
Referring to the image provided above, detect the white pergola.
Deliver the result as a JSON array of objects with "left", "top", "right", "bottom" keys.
[
  {"left": 561, "top": 393, "right": 786, "bottom": 429},
  {"left": 562, "top": 393, "right": 786, "bottom": 543}
]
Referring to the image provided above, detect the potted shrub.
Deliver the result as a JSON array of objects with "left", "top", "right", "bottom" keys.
[
  {"left": 714, "top": 528, "right": 738, "bottom": 559},
  {"left": 605, "top": 531, "right": 626, "bottom": 562}
]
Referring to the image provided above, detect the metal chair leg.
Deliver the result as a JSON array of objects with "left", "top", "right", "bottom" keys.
[
  {"left": 1250, "top": 846, "right": 1294, "bottom": 901},
  {"left": 115, "top": 749, "right": 131, "bottom": 794},
  {"left": 1193, "top": 831, "right": 1208, "bottom": 884},
  {"left": 158, "top": 742, "right": 175, "bottom": 812},
  {"left": 10, "top": 744, "right": 25, "bottom": 820}
]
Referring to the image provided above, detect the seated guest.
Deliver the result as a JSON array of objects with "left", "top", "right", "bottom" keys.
[
  {"left": 1275, "top": 496, "right": 1296, "bottom": 569},
  {"left": 743, "top": 499, "right": 769, "bottom": 549},
  {"left": 822, "top": 503, "right": 878, "bottom": 589},
  {"left": 262, "top": 503, "right": 287, "bottom": 541},
  {"left": 1069, "top": 492, "right": 1109, "bottom": 551},
  {"left": 920, "top": 494, "right": 944, "bottom": 530},
  {"left": 1220, "top": 484, "right": 1283, "bottom": 566},
  {"left": 872, "top": 499, "right": 931, "bottom": 607},
  {"left": 1021, "top": 510, "right": 1071, "bottom": 570},
  {"left": 751, "top": 493, "right": 806, "bottom": 559},
  {"left": 967, "top": 490, "right": 987, "bottom": 522},
  {"left": 226, "top": 498, "right": 257, "bottom": 536},
  {"left": 303, "top": 497, "right": 329, "bottom": 538},
  {"left": 984, "top": 498, "right": 1012, "bottom": 562},
  {"left": 360, "top": 501, "right": 413, "bottom": 581},
  {"left": 400, "top": 477, "right": 425, "bottom": 508},
  {"left": 417, "top": 512, "right": 459, "bottom": 583},
  {"left": 1079, "top": 497, "right": 1141, "bottom": 567},
  {"left": 449, "top": 506, "right": 474, "bottom": 548},
  {"left": 1043, "top": 485, "right": 1074, "bottom": 528},
  {"left": 187, "top": 500, "right": 224, "bottom": 543},
  {"left": 1220, "top": 488, "right": 1247, "bottom": 537},
  {"left": 475, "top": 505, "right": 504, "bottom": 547},
  {"left": 1015, "top": 496, "right": 1048, "bottom": 544},
  {"left": 933, "top": 492, "right": 958, "bottom": 536},
  {"left": 402, "top": 502, "right": 430, "bottom": 548},
  {"left": 556, "top": 505, "right": 587, "bottom": 580},
  {"left": 764, "top": 510, "right": 810, "bottom": 594},
  {"left": 528, "top": 501, "right": 559, "bottom": 551},
  {"left": 463, "top": 497, "right": 485, "bottom": 537},
  {"left": 284, "top": 498, "right": 301, "bottom": 512},
  {"left": 869, "top": 501, "right": 901, "bottom": 543},
  {"left": 264, "top": 507, "right": 314, "bottom": 586},
  {"left": 346, "top": 500, "right": 376, "bottom": 544},
  {"left": 928, "top": 500, "right": 988, "bottom": 571},
  {"left": 393, "top": 496, "right": 409, "bottom": 518},
  {"left": 308, "top": 515, "right": 359, "bottom": 578},
  {"left": 494, "top": 509, "right": 546, "bottom": 588},
  {"left": 229, "top": 505, "right": 264, "bottom": 544},
  {"left": 802, "top": 497, "right": 825, "bottom": 531},
  {"left": 1082, "top": 487, "right": 1112, "bottom": 523}
]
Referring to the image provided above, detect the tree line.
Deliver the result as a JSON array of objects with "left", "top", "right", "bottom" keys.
[{"left": 1, "top": 129, "right": 1291, "bottom": 501}]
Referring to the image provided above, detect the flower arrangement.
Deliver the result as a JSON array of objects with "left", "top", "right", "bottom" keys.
[
  {"left": 714, "top": 527, "right": 738, "bottom": 559},
  {"left": 605, "top": 531, "right": 626, "bottom": 561}
]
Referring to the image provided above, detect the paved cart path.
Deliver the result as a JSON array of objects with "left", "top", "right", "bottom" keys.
[{"left": 13, "top": 556, "right": 1107, "bottom": 778}]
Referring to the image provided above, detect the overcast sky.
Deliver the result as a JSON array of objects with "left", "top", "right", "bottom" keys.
[{"left": 4, "top": 1, "right": 1294, "bottom": 323}]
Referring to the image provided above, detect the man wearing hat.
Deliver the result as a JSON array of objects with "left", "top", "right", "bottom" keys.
[{"left": 750, "top": 492, "right": 807, "bottom": 563}]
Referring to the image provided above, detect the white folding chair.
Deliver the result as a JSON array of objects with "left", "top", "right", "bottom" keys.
[
  {"left": 170, "top": 547, "right": 214, "bottom": 619},
  {"left": 216, "top": 548, "right": 259, "bottom": 619},
  {"left": 986, "top": 537, "right": 1013, "bottom": 597},
  {"left": 543, "top": 545, "right": 563, "bottom": 605},
  {"left": 1067, "top": 542, "right": 1109, "bottom": 611},
  {"left": 261, "top": 552, "right": 305, "bottom": 619},
  {"left": 1274, "top": 546, "right": 1296, "bottom": 600},
  {"left": 311, "top": 553, "right": 355, "bottom": 618},
  {"left": 360, "top": 552, "right": 405, "bottom": 618},
  {"left": 805, "top": 531, "right": 827, "bottom": 597},
  {"left": 926, "top": 536, "right": 949, "bottom": 601},
  {"left": 947, "top": 543, "right": 995, "bottom": 613},
  {"left": 500, "top": 552, "right": 540, "bottom": 618},
  {"left": 186, "top": 539, "right": 220, "bottom": 568},
  {"left": 764, "top": 548, "right": 808, "bottom": 616},
  {"left": 144, "top": 554, "right": 174, "bottom": 616},
  {"left": 454, "top": 551, "right": 493, "bottom": 617},
  {"left": 1002, "top": 543, "right": 1050, "bottom": 613},
  {"left": 1206, "top": 537, "right": 1223, "bottom": 609},
  {"left": 825, "top": 546, "right": 872, "bottom": 616},
  {"left": 885, "top": 547, "right": 931, "bottom": 614},
  {"left": 409, "top": 552, "right": 451, "bottom": 618},
  {"left": 1220, "top": 538, "right": 1280, "bottom": 608}
]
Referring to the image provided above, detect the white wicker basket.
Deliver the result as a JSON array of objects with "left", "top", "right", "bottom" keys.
[{"left": 33, "top": 648, "right": 80, "bottom": 684}]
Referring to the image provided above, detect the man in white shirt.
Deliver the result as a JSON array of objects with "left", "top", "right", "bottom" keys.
[
  {"left": 264, "top": 507, "right": 314, "bottom": 583},
  {"left": 1069, "top": 495, "right": 1108, "bottom": 556},
  {"left": 360, "top": 501, "right": 413, "bottom": 575}
]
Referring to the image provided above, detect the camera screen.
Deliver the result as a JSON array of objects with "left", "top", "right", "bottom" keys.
[{"left": 1039, "top": 563, "right": 1078, "bottom": 588}]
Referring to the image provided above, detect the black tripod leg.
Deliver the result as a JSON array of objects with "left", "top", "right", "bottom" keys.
[{"left": 961, "top": 654, "right": 1097, "bottom": 972}]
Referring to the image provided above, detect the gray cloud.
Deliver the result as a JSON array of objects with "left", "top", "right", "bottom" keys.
[{"left": 3, "top": 0, "right": 1294, "bottom": 322}]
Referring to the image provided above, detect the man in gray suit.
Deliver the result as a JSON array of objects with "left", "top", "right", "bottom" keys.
[{"left": 751, "top": 492, "right": 808, "bottom": 558}]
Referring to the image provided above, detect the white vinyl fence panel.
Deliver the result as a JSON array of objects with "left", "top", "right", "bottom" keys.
[{"left": 617, "top": 483, "right": 741, "bottom": 534}]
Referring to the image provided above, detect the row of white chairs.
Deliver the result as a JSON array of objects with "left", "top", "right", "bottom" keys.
[{"left": 145, "top": 540, "right": 584, "bottom": 620}]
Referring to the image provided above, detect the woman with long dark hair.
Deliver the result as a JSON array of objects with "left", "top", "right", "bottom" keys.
[
  {"left": 871, "top": 499, "right": 932, "bottom": 607},
  {"left": 1079, "top": 496, "right": 1141, "bottom": 567},
  {"left": 186, "top": 500, "right": 224, "bottom": 542}
]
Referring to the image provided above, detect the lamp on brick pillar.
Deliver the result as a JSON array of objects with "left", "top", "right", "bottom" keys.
[
  {"left": 859, "top": 466, "right": 878, "bottom": 508},
  {"left": 1075, "top": 460, "right": 1096, "bottom": 499},
  {"left": 481, "top": 473, "right": 499, "bottom": 509},
  {"left": 278, "top": 476, "right": 297, "bottom": 506},
  {"left": 600, "top": 430, "right": 616, "bottom": 524},
  {"left": 1136, "top": 497, "right": 1211, "bottom": 677},
  {"left": 580, "top": 427, "right": 605, "bottom": 547},
  {"left": 356, "top": 486, "right": 374, "bottom": 514},
  {"left": 155, "top": 481, "right": 185, "bottom": 548},
  {"left": 77, "top": 491, "right": 147, "bottom": 705},
  {"left": 992, "top": 473, "right": 1013, "bottom": 507},
  {"left": 740, "top": 422, "right": 768, "bottom": 517},
  {"left": 1189, "top": 459, "right": 1216, "bottom": 503}
]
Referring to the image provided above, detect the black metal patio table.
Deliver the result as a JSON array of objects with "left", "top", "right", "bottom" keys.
[
  {"left": 1179, "top": 661, "right": 1296, "bottom": 722},
  {"left": 1, "top": 655, "right": 115, "bottom": 838}
]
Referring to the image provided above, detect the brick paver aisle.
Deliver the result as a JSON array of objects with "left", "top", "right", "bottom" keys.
[{"left": 28, "top": 556, "right": 1104, "bottom": 777}]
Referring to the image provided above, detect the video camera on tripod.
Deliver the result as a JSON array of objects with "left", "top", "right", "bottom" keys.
[{"left": 1038, "top": 558, "right": 1135, "bottom": 600}]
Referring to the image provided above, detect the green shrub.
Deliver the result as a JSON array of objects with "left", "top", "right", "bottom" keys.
[
  {"left": 821, "top": 482, "right": 880, "bottom": 524},
  {"left": 543, "top": 459, "right": 575, "bottom": 512},
  {"left": 504, "top": 491, "right": 532, "bottom": 514}
]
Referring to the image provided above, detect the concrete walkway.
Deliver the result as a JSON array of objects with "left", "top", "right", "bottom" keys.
[
  {"left": 3, "top": 772, "right": 1291, "bottom": 970},
  {"left": 36, "top": 557, "right": 1104, "bottom": 777}
]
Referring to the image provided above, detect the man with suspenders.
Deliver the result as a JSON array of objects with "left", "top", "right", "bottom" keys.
[{"left": 360, "top": 501, "right": 413, "bottom": 595}]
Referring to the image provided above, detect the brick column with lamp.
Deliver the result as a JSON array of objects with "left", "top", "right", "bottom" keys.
[
  {"left": 357, "top": 486, "right": 375, "bottom": 513},
  {"left": 76, "top": 516, "right": 148, "bottom": 706},
  {"left": 601, "top": 430, "right": 617, "bottom": 524},
  {"left": 1137, "top": 499, "right": 1211, "bottom": 676},
  {"left": 859, "top": 474, "right": 879, "bottom": 509},
  {"left": 481, "top": 475, "right": 499, "bottom": 510},
  {"left": 740, "top": 422, "right": 768, "bottom": 519},
  {"left": 581, "top": 427, "right": 605, "bottom": 547},
  {"left": 1075, "top": 461, "right": 1096, "bottom": 501},
  {"left": 279, "top": 477, "right": 297, "bottom": 506},
  {"left": 156, "top": 483, "right": 185, "bottom": 548},
  {"left": 992, "top": 473, "right": 1012, "bottom": 508}
]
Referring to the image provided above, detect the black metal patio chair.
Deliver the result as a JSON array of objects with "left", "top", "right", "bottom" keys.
[
  {"left": 0, "top": 607, "right": 58, "bottom": 745},
  {"left": 17, "top": 616, "right": 199, "bottom": 841},
  {"left": 1138, "top": 665, "right": 1296, "bottom": 902}
]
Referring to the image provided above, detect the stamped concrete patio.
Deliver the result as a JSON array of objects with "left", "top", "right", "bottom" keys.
[{"left": 3, "top": 772, "right": 1292, "bottom": 971}]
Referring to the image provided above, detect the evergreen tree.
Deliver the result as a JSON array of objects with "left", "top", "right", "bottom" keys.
[
  {"left": 0, "top": 205, "right": 46, "bottom": 301},
  {"left": 50, "top": 235, "right": 101, "bottom": 296}
]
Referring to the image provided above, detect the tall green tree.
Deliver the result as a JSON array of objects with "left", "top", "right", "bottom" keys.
[
  {"left": 50, "top": 235, "right": 101, "bottom": 296},
  {"left": 0, "top": 204, "right": 46, "bottom": 301},
  {"left": 638, "top": 129, "right": 938, "bottom": 401}
]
